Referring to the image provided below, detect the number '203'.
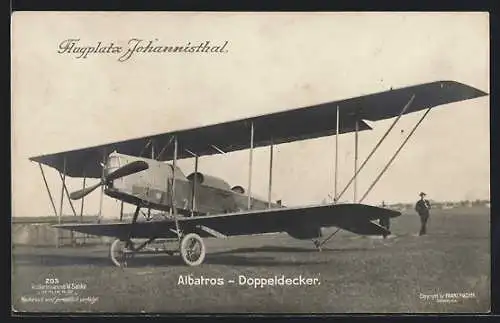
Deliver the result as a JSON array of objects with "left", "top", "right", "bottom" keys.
[{"left": 45, "top": 278, "right": 59, "bottom": 284}]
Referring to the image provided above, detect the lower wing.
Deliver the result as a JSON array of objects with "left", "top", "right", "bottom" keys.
[{"left": 53, "top": 203, "right": 400, "bottom": 239}]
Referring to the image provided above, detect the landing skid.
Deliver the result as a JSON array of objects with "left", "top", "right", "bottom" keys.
[
  {"left": 109, "top": 233, "right": 206, "bottom": 268},
  {"left": 313, "top": 228, "right": 341, "bottom": 251},
  {"left": 313, "top": 239, "right": 323, "bottom": 252}
]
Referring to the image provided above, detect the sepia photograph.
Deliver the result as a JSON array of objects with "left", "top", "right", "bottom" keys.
[{"left": 11, "top": 12, "right": 490, "bottom": 313}]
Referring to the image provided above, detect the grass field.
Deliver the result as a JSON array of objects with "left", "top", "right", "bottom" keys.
[{"left": 11, "top": 206, "right": 490, "bottom": 314}]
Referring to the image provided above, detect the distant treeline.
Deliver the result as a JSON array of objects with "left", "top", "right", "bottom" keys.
[
  {"left": 12, "top": 215, "right": 102, "bottom": 224},
  {"left": 385, "top": 199, "right": 490, "bottom": 210}
]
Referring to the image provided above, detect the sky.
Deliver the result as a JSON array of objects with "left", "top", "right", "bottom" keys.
[{"left": 11, "top": 12, "right": 489, "bottom": 218}]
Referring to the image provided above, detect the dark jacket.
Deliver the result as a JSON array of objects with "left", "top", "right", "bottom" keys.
[{"left": 415, "top": 199, "right": 431, "bottom": 216}]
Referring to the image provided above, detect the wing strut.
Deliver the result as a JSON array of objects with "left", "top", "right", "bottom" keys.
[
  {"left": 80, "top": 175, "right": 87, "bottom": 245},
  {"left": 58, "top": 172, "right": 77, "bottom": 217},
  {"left": 138, "top": 139, "right": 152, "bottom": 157},
  {"left": 267, "top": 140, "right": 274, "bottom": 208},
  {"left": 211, "top": 145, "right": 227, "bottom": 154},
  {"left": 119, "top": 201, "right": 124, "bottom": 221},
  {"left": 247, "top": 122, "right": 254, "bottom": 209},
  {"left": 185, "top": 149, "right": 197, "bottom": 157},
  {"left": 353, "top": 119, "right": 359, "bottom": 202},
  {"left": 97, "top": 149, "right": 106, "bottom": 223},
  {"left": 359, "top": 106, "right": 432, "bottom": 203},
  {"left": 171, "top": 136, "right": 181, "bottom": 241},
  {"left": 191, "top": 154, "right": 199, "bottom": 215},
  {"left": 38, "top": 163, "right": 58, "bottom": 217},
  {"left": 59, "top": 171, "right": 77, "bottom": 247},
  {"left": 156, "top": 136, "right": 174, "bottom": 160},
  {"left": 80, "top": 175, "right": 86, "bottom": 219},
  {"left": 336, "top": 94, "right": 416, "bottom": 203},
  {"left": 333, "top": 106, "right": 340, "bottom": 203},
  {"left": 323, "top": 95, "right": 414, "bottom": 246},
  {"left": 56, "top": 157, "right": 66, "bottom": 247}
]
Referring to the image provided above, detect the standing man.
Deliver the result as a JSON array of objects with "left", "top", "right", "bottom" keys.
[{"left": 415, "top": 192, "right": 431, "bottom": 236}]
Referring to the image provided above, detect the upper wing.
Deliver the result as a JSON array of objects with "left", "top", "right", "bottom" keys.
[
  {"left": 54, "top": 203, "right": 401, "bottom": 239},
  {"left": 31, "top": 80, "right": 487, "bottom": 178}
]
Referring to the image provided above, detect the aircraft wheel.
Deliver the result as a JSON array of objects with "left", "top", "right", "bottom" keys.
[
  {"left": 180, "top": 233, "right": 206, "bottom": 266},
  {"left": 110, "top": 238, "right": 131, "bottom": 268}
]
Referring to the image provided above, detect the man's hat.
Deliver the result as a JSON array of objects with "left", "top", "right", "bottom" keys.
[{"left": 419, "top": 192, "right": 426, "bottom": 196}]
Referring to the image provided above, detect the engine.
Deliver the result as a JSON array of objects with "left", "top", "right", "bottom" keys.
[
  {"left": 286, "top": 225, "right": 322, "bottom": 240},
  {"left": 187, "top": 172, "right": 231, "bottom": 191},
  {"left": 231, "top": 185, "right": 245, "bottom": 194}
]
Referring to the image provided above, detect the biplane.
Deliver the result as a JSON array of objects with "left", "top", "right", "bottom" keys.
[{"left": 29, "top": 80, "right": 487, "bottom": 267}]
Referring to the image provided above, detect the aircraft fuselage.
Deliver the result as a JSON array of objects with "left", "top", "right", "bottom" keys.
[{"left": 103, "top": 152, "right": 281, "bottom": 216}]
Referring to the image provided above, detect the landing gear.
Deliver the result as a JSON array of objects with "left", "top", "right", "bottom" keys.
[
  {"left": 313, "top": 228, "right": 341, "bottom": 251},
  {"left": 110, "top": 239, "right": 132, "bottom": 268},
  {"left": 108, "top": 233, "right": 207, "bottom": 267},
  {"left": 110, "top": 198, "right": 208, "bottom": 268},
  {"left": 180, "top": 233, "right": 206, "bottom": 266},
  {"left": 313, "top": 239, "right": 322, "bottom": 252}
]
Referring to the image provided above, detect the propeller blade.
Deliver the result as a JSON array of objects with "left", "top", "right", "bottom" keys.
[
  {"left": 69, "top": 161, "right": 148, "bottom": 200},
  {"left": 106, "top": 160, "right": 149, "bottom": 181},
  {"left": 69, "top": 182, "right": 102, "bottom": 200}
]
